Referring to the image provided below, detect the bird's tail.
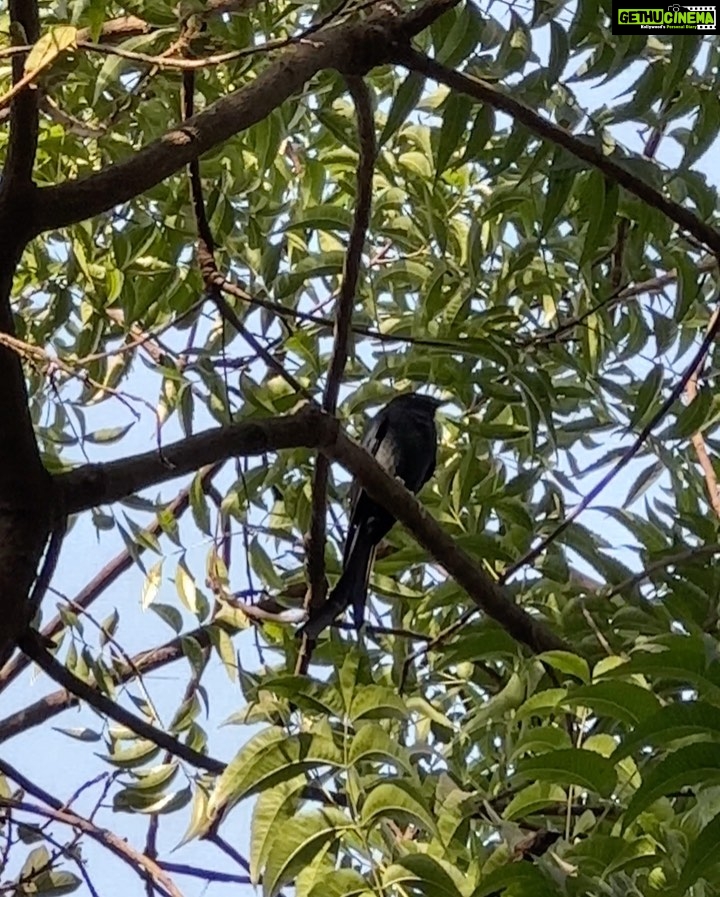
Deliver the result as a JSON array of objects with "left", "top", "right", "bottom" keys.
[{"left": 300, "top": 532, "right": 375, "bottom": 640}]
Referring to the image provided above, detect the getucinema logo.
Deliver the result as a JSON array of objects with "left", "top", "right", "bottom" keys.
[{"left": 612, "top": 2, "right": 719, "bottom": 33}]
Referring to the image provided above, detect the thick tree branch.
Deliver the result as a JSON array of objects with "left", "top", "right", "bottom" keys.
[
  {"left": 0, "top": 465, "right": 220, "bottom": 691},
  {"left": 54, "top": 405, "right": 333, "bottom": 516},
  {"left": 398, "top": 49, "right": 720, "bottom": 256},
  {"left": 52, "top": 406, "right": 565, "bottom": 656},
  {"left": 322, "top": 431, "right": 569, "bottom": 655},
  {"left": 3, "top": 0, "right": 40, "bottom": 191},
  {"left": 32, "top": 0, "right": 459, "bottom": 234},
  {"left": 0, "top": 0, "right": 53, "bottom": 669}
]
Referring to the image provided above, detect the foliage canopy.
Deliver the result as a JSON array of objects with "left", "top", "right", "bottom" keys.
[{"left": 1, "top": 2, "right": 720, "bottom": 896}]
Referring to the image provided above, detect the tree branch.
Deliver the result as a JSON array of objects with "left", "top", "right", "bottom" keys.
[
  {"left": 0, "top": 761, "right": 183, "bottom": 897},
  {"left": 54, "top": 405, "right": 333, "bottom": 516},
  {"left": 685, "top": 308, "right": 720, "bottom": 517},
  {"left": 0, "top": 465, "right": 220, "bottom": 691},
  {"left": 321, "top": 430, "right": 569, "bottom": 655},
  {"left": 605, "top": 543, "right": 720, "bottom": 600},
  {"left": 397, "top": 48, "right": 720, "bottom": 255},
  {"left": 53, "top": 405, "right": 565, "bottom": 656},
  {"left": 300, "top": 75, "right": 376, "bottom": 668},
  {"left": 0, "top": 624, "right": 215, "bottom": 743},
  {"left": 32, "top": 0, "right": 460, "bottom": 234},
  {"left": 3, "top": 0, "right": 41, "bottom": 192},
  {"left": 17, "top": 629, "right": 226, "bottom": 775},
  {"left": 0, "top": 0, "right": 54, "bottom": 669}
]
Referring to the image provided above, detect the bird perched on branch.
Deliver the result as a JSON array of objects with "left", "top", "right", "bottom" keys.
[{"left": 301, "top": 392, "right": 443, "bottom": 640}]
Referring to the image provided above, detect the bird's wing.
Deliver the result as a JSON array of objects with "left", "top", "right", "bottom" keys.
[
  {"left": 343, "top": 410, "right": 390, "bottom": 566},
  {"left": 348, "top": 410, "right": 389, "bottom": 517},
  {"left": 420, "top": 420, "right": 439, "bottom": 486}
]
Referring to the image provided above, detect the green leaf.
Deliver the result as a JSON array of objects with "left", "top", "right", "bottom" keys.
[
  {"left": 516, "top": 748, "right": 617, "bottom": 797},
  {"left": 601, "top": 639, "right": 720, "bottom": 697},
  {"left": 566, "top": 681, "right": 661, "bottom": 725},
  {"left": 380, "top": 73, "right": 425, "bottom": 146},
  {"left": 663, "top": 36, "right": 701, "bottom": 101},
  {"left": 666, "top": 388, "right": 713, "bottom": 439},
  {"left": 511, "top": 726, "right": 571, "bottom": 757},
  {"left": 673, "top": 252, "right": 702, "bottom": 321},
  {"left": 349, "top": 723, "right": 416, "bottom": 776},
  {"left": 350, "top": 685, "right": 408, "bottom": 722},
  {"left": 249, "top": 538, "right": 283, "bottom": 589},
  {"left": 546, "top": 21, "right": 569, "bottom": 84},
  {"left": 263, "top": 809, "right": 352, "bottom": 897},
  {"left": 25, "top": 26, "right": 77, "bottom": 72},
  {"left": 384, "top": 855, "right": 464, "bottom": 897},
  {"left": 614, "top": 702, "right": 720, "bottom": 759},
  {"left": 567, "top": 833, "right": 657, "bottom": 877},
  {"left": 210, "top": 729, "right": 343, "bottom": 813},
  {"left": 503, "top": 781, "right": 567, "bottom": 820},
  {"left": 623, "top": 460, "right": 665, "bottom": 509},
  {"left": 629, "top": 363, "right": 663, "bottom": 428},
  {"left": 540, "top": 149, "right": 579, "bottom": 237},
  {"left": 52, "top": 726, "right": 102, "bottom": 742},
  {"left": 625, "top": 743, "right": 720, "bottom": 826},
  {"left": 338, "top": 649, "right": 361, "bottom": 711},
  {"left": 113, "top": 785, "right": 191, "bottom": 815},
  {"left": 175, "top": 560, "right": 197, "bottom": 614},
  {"left": 678, "top": 810, "right": 720, "bottom": 891},
  {"left": 538, "top": 651, "right": 590, "bottom": 683},
  {"left": 285, "top": 205, "right": 354, "bottom": 234},
  {"left": 250, "top": 776, "right": 306, "bottom": 883},
  {"left": 141, "top": 560, "right": 162, "bottom": 608},
  {"left": 581, "top": 176, "right": 618, "bottom": 266},
  {"left": 262, "top": 675, "right": 342, "bottom": 717},
  {"left": 682, "top": 90, "right": 717, "bottom": 169},
  {"left": 462, "top": 105, "right": 496, "bottom": 163},
  {"left": 307, "top": 869, "right": 369, "bottom": 897},
  {"left": 473, "top": 862, "right": 558, "bottom": 897},
  {"left": 436, "top": 94, "right": 474, "bottom": 174},
  {"left": 85, "top": 424, "right": 134, "bottom": 444},
  {"left": 361, "top": 780, "right": 437, "bottom": 835}
]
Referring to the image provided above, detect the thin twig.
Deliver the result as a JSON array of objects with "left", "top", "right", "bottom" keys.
[
  {"left": 0, "top": 759, "right": 183, "bottom": 897},
  {"left": 182, "top": 70, "right": 308, "bottom": 399},
  {"left": 77, "top": 0, "right": 355, "bottom": 71},
  {"left": 505, "top": 303, "right": 720, "bottom": 577},
  {"left": 300, "top": 75, "right": 376, "bottom": 667},
  {"left": 17, "top": 630, "right": 225, "bottom": 775},
  {"left": 685, "top": 308, "right": 720, "bottom": 517},
  {"left": 527, "top": 258, "right": 716, "bottom": 347},
  {"left": 156, "top": 860, "right": 250, "bottom": 884},
  {"left": 605, "top": 542, "right": 720, "bottom": 601}
]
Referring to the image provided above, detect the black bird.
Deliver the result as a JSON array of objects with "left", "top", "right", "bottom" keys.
[{"left": 301, "top": 393, "right": 442, "bottom": 639}]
